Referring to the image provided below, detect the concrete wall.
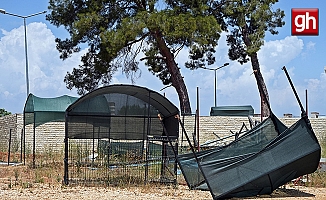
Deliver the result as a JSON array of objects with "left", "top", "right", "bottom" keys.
[
  {"left": 0, "top": 114, "right": 23, "bottom": 152},
  {"left": 0, "top": 114, "right": 64, "bottom": 154},
  {"left": 180, "top": 116, "right": 326, "bottom": 146},
  {"left": 24, "top": 122, "right": 65, "bottom": 154},
  {"left": 0, "top": 114, "right": 325, "bottom": 153}
]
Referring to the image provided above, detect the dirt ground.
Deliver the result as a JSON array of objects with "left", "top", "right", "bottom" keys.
[
  {"left": 0, "top": 164, "right": 326, "bottom": 200},
  {"left": 1, "top": 183, "right": 326, "bottom": 200}
]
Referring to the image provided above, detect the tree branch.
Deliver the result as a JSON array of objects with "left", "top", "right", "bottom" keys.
[
  {"left": 173, "top": 43, "right": 185, "bottom": 58},
  {"left": 125, "top": 32, "right": 150, "bottom": 47},
  {"left": 140, "top": 56, "right": 166, "bottom": 61}
]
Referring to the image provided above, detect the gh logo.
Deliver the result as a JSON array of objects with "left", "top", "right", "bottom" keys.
[{"left": 292, "top": 8, "right": 319, "bottom": 36}]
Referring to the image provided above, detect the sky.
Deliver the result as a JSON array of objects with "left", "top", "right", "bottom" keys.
[{"left": 0, "top": 0, "right": 325, "bottom": 117}]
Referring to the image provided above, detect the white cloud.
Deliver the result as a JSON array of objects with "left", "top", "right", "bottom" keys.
[
  {"left": 304, "top": 73, "right": 326, "bottom": 113},
  {"left": 257, "top": 37, "right": 325, "bottom": 116},
  {"left": 0, "top": 22, "right": 82, "bottom": 113},
  {"left": 258, "top": 36, "right": 304, "bottom": 69},
  {"left": 306, "top": 41, "right": 316, "bottom": 50},
  {"left": 1, "top": 23, "right": 324, "bottom": 117},
  {"left": 176, "top": 35, "right": 319, "bottom": 116}
]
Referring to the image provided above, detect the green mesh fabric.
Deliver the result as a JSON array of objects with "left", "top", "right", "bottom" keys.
[
  {"left": 65, "top": 85, "right": 179, "bottom": 140},
  {"left": 24, "top": 94, "right": 78, "bottom": 126},
  {"left": 178, "top": 114, "right": 321, "bottom": 199}
]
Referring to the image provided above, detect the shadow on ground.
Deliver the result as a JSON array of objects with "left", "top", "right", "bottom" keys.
[
  {"left": 269, "top": 188, "right": 315, "bottom": 198},
  {"left": 233, "top": 188, "right": 315, "bottom": 199}
]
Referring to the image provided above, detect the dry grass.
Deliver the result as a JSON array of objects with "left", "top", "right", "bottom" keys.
[{"left": 1, "top": 152, "right": 326, "bottom": 200}]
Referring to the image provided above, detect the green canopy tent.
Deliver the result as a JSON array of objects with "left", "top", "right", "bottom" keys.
[
  {"left": 23, "top": 94, "right": 78, "bottom": 167},
  {"left": 64, "top": 84, "right": 180, "bottom": 185}
]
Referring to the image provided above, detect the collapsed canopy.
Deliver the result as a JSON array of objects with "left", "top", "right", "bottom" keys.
[
  {"left": 65, "top": 84, "right": 179, "bottom": 140},
  {"left": 178, "top": 113, "right": 321, "bottom": 199}
]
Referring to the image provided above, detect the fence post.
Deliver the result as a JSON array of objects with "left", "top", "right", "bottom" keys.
[
  {"left": 20, "top": 129, "right": 23, "bottom": 163},
  {"left": 8, "top": 129, "right": 12, "bottom": 166}
]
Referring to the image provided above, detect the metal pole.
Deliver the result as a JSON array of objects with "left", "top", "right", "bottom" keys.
[
  {"left": 199, "top": 63, "right": 229, "bottom": 108},
  {"left": 214, "top": 69, "right": 217, "bottom": 107},
  {"left": 8, "top": 129, "right": 12, "bottom": 166},
  {"left": 0, "top": 9, "right": 46, "bottom": 97},
  {"left": 306, "top": 89, "right": 308, "bottom": 117},
  {"left": 64, "top": 112, "right": 69, "bottom": 185},
  {"left": 197, "top": 87, "right": 200, "bottom": 151},
  {"left": 282, "top": 66, "right": 306, "bottom": 116},
  {"left": 23, "top": 18, "right": 30, "bottom": 96},
  {"left": 23, "top": 113, "right": 26, "bottom": 165},
  {"left": 261, "top": 95, "right": 263, "bottom": 122},
  {"left": 33, "top": 113, "right": 36, "bottom": 168},
  {"left": 20, "top": 129, "right": 23, "bottom": 163}
]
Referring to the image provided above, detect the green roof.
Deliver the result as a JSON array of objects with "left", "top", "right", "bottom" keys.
[
  {"left": 24, "top": 94, "right": 78, "bottom": 126},
  {"left": 210, "top": 105, "right": 254, "bottom": 116}
]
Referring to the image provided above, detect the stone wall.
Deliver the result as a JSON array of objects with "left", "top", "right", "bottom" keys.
[
  {"left": 24, "top": 122, "right": 65, "bottom": 154},
  {"left": 180, "top": 116, "right": 326, "bottom": 146},
  {"left": 0, "top": 114, "right": 23, "bottom": 152},
  {"left": 0, "top": 114, "right": 325, "bottom": 153}
]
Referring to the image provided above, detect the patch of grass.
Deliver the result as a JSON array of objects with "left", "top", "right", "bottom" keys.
[
  {"left": 307, "top": 171, "right": 326, "bottom": 187},
  {"left": 14, "top": 168, "right": 20, "bottom": 181},
  {"left": 1, "top": 149, "right": 325, "bottom": 194},
  {"left": 320, "top": 137, "right": 326, "bottom": 158},
  {"left": 8, "top": 177, "right": 12, "bottom": 189},
  {"left": 0, "top": 151, "right": 64, "bottom": 189},
  {"left": 35, "top": 171, "right": 44, "bottom": 183},
  {"left": 21, "top": 182, "right": 32, "bottom": 188}
]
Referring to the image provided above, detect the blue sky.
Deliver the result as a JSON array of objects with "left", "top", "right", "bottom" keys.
[{"left": 0, "top": 0, "right": 325, "bottom": 117}]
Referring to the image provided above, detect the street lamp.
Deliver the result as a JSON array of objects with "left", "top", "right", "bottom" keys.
[
  {"left": 0, "top": 9, "right": 47, "bottom": 97},
  {"left": 200, "top": 63, "right": 229, "bottom": 107}
]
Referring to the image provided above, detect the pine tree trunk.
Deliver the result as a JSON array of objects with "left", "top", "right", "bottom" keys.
[
  {"left": 250, "top": 53, "right": 270, "bottom": 117},
  {"left": 154, "top": 31, "right": 192, "bottom": 115},
  {"left": 241, "top": 26, "right": 270, "bottom": 117}
]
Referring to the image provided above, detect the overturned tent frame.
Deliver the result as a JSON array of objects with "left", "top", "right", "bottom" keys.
[
  {"left": 64, "top": 85, "right": 179, "bottom": 185},
  {"left": 161, "top": 67, "right": 321, "bottom": 199},
  {"left": 177, "top": 113, "right": 320, "bottom": 199}
]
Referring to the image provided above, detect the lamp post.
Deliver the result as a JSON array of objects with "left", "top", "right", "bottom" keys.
[
  {"left": 0, "top": 9, "right": 47, "bottom": 97},
  {"left": 200, "top": 63, "right": 229, "bottom": 107}
]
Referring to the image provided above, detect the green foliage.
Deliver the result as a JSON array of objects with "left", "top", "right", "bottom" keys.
[
  {"left": 46, "top": 0, "right": 221, "bottom": 95},
  {"left": 0, "top": 108, "right": 11, "bottom": 117},
  {"left": 220, "top": 0, "right": 285, "bottom": 63}
]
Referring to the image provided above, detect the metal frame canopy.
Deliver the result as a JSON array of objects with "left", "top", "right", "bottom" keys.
[
  {"left": 64, "top": 85, "right": 180, "bottom": 185},
  {"left": 23, "top": 93, "right": 78, "bottom": 167},
  {"left": 65, "top": 84, "right": 180, "bottom": 140}
]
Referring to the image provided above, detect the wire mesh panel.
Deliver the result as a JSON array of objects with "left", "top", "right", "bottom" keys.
[
  {"left": 146, "top": 136, "right": 178, "bottom": 184},
  {"left": 67, "top": 137, "right": 177, "bottom": 186},
  {"left": 64, "top": 85, "right": 180, "bottom": 186},
  {"left": 67, "top": 139, "right": 108, "bottom": 185}
]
